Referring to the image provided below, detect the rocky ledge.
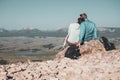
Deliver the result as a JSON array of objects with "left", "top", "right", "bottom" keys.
[{"left": 0, "top": 40, "right": 120, "bottom": 80}]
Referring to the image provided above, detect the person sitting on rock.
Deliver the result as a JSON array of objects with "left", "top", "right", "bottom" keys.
[
  {"left": 63, "top": 17, "right": 84, "bottom": 48},
  {"left": 78, "top": 13, "right": 98, "bottom": 46}
]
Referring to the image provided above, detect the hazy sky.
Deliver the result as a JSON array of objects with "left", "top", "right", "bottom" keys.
[{"left": 0, "top": 0, "right": 120, "bottom": 30}]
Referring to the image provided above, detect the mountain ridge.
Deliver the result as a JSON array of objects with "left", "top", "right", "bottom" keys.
[{"left": 0, "top": 27, "right": 120, "bottom": 38}]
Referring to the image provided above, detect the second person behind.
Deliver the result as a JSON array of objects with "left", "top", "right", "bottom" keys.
[{"left": 63, "top": 17, "right": 84, "bottom": 47}]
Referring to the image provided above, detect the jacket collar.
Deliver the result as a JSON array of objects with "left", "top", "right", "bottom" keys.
[{"left": 85, "top": 18, "right": 88, "bottom": 21}]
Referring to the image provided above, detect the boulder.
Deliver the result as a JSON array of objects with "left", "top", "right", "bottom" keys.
[{"left": 55, "top": 40, "right": 106, "bottom": 60}]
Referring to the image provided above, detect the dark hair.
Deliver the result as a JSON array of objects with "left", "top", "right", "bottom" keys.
[
  {"left": 77, "top": 17, "right": 84, "bottom": 24},
  {"left": 80, "top": 13, "right": 87, "bottom": 18}
]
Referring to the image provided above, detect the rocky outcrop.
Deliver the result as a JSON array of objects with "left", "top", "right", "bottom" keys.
[
  {"left": 55, "top": 40, "right": 106, "bottom": 60},
  {"left": 0, "top": 40, "right": 120, "bottom": 80}
]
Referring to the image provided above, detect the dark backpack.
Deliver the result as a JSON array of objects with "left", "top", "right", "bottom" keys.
[
  {"left": 99, "top": 36, "right": 116, "bottom": 51},
  {"left": 65, "top": 45, "right": 80, "bottom": 59}
]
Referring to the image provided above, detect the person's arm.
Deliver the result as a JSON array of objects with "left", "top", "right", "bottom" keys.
[
  {"left": 63, "top": 25, "right": 71, "bottom": 48},
  {"left": 93, "top": 24, "right": 98, "bottom": 40},
  {"left": 79, "top": 22, "right": 86, "bottom": 44},
  {"left": 63, "top": 34, "right": 69, "bottom": 48}
]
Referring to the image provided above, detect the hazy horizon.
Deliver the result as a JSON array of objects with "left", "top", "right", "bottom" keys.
[{"left": 0, "top": 0, "right": 120, "bottom": 30}]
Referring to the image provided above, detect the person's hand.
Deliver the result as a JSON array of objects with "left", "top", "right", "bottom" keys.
[
  {"left": 77, "top": 43, "right": 80, "bottom": 48},
  {"left": 63, "top": 41, "right": 66, "bottom": 48},
  {"left": 62, "top": 44, "right": 65, "bottom": 48}
]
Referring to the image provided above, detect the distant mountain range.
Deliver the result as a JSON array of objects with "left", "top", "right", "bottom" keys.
[
  {"left": 97, "top": 27, "right": 120, "bottom": 38},
  {"left": 0, "top": 28, "right": 67, "bottom": 37},
  {"left": 0, "top": 27, "right": 120, "bottom": 38}
]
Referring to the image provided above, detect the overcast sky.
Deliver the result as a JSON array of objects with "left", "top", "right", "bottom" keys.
[{"left": 0, "top": 0, "right": 120, "bottom": 30}]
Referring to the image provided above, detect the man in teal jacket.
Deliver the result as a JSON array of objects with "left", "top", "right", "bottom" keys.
[{"left": 79, "top": 13, "right": 98, "bottom": 45}]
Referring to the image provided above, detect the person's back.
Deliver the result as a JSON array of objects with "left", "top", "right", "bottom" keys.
[
  {"left": 82, "top": 19, "right": 97, "bottom": 41},
  {"left": 63, "top": 17, "right": 84, "bottom": 48},
  {"left": 79, "top": 13, "right": 98, "bottom": 44},
  {"left": 67, "top": 23, "right": 80, "bottom": 43}
]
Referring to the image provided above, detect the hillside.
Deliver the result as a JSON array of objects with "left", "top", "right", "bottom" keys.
[
  {"left": 0, "top": 28, "right": 67, "bottom": 37},
  {"left": 0, "top": 40, "right": 120, "bottom": 80},
  {"left": 0, "top": 27, "right": 120, "bottom": 38}
]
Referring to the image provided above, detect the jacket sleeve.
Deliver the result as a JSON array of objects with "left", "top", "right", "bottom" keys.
[
  {"left": 79, "top": 22, "right": 86, "bottom": 44},
  {"left": 93, "top": 24, "right": 98, "bottom": 40}
]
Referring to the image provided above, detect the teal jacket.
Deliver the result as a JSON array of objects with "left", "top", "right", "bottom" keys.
[{"left": 79, "top": 19, "right": 98, "bottom": 44}]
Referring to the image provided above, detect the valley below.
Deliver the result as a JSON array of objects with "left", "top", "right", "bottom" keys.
[
  {"left": 0, "top": 36, "right": 120, "bottom": 64},
  {"left": 0, "top": 27, "right": 120, "bottom": 64},
  {"left": 0, "top": 37, "right": 64, "bottom": 64}
]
